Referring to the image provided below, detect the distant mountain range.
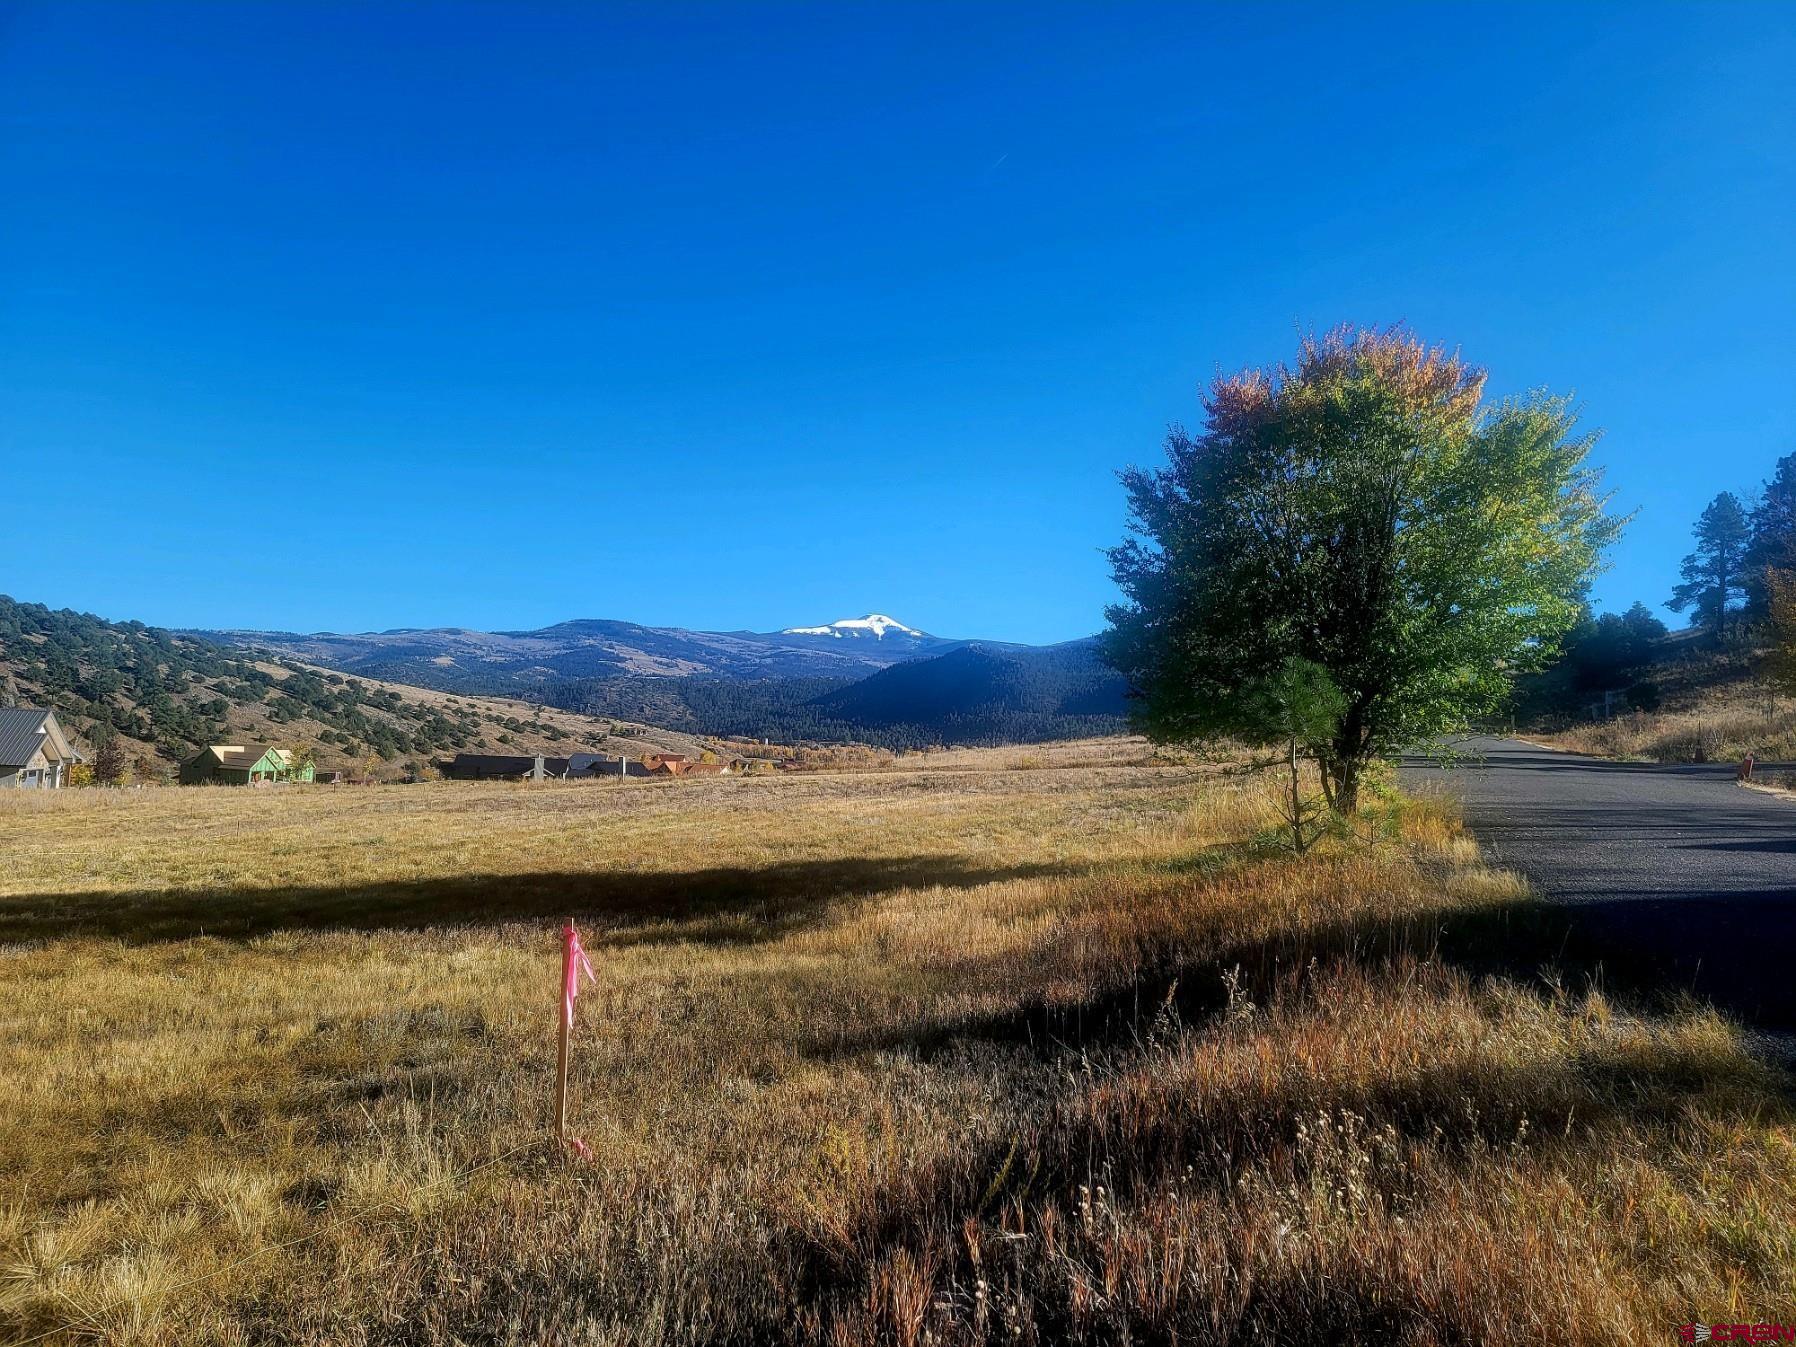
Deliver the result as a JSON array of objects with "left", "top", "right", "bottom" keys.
[
  {"left": 3, "top": 591, "right": 1126, "bottom": 760},
  {"left": 196, "top": 613, "right": 989, "bottom": 687},
  {"left": 200, "top": 613, "right": 1128, "bottom": 748}
]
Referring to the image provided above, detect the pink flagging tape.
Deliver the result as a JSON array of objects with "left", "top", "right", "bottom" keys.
[
  {"left": 562, "top": 920, "right": 596, "bottom": 1030},
  {"left": 561, "top": 920, "right": 598, "bottom": 1160}
]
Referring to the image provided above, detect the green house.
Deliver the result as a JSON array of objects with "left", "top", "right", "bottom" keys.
[{"left": 179, "top": 744, "right": 315, "bottom": 786}]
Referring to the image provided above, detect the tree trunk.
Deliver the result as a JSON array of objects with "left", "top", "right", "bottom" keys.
[
  {"left": 1326, "top": 699, "right": 1371, "bottom": 819},
  {"left": 1288, "top": 736, "right": 1303, "bottom": 853}
]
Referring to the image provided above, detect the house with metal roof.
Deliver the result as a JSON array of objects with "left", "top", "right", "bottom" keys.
[
  {"left": 444, "top": 752, "right": 573, "bottom": 781},
  {"left": 446, "top": 752, "right": 667, "bottom": 780},
  {"left": 566, "top": 753, "right": 654, "bottom": 778},
  {"left": 179, "top": 744, "right": 313, "bottom": 785},
  {"left": 0, "top": 706, "right": 83, "bottom": 788}
]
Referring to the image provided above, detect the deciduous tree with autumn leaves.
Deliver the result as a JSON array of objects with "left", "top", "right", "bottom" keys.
[{"left": 1104, "top": 326, "right": 1624, "bottom": 813}]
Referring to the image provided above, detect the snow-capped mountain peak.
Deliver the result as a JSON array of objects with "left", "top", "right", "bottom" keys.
[{"left": 780, "top": 613, "right": 925, "bottom": 640}]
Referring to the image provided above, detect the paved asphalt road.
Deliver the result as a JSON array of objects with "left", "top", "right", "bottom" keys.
[{"left": 1401, "top": 737, "right": 1796, "bottom": 1029}]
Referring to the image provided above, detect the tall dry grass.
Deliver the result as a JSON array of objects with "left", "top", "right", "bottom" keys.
[
  {"left": 0, "top": 740, "right": 1788, "bottom": 1344},
  {"left": 1528, "top": 630, "right": 1794, "bottom": 764},
  {"left": 1545, "top": 681, "right": 1796, "bottom": 764}
]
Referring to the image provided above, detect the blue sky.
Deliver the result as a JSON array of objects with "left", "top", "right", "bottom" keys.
[{"left": 3, "top": 2, "right": 1793, "bottom": 644}]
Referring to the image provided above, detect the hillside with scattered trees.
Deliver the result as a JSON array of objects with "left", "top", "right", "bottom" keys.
[{"left": 0, "top": 595, "right": 698, "bottom": 779}]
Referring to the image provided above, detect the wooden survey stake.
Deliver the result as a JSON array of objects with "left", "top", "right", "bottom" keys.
[
  {"left": 556, "top": 920, "right": 595, "bottom": 1153},
  {"left": 555, "top": 923, "right": 572, "bottom": 1144}
]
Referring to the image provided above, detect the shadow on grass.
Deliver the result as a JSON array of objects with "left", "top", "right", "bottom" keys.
[
  {"left": 810, "top": 844, "right": 1796, "bottom": 1069},
  {"left": 806, "top": 888, "right": 1620, "bottom": 1063},
  {"left": 0, "top": 855, "right": 1075, "bottom": 947},
  {"left": 790, "top": 1016, "right": 1793, "bottom": 1346},
  {"left": 787, "top": 877, "right": 1796, "bottom": 1344}
]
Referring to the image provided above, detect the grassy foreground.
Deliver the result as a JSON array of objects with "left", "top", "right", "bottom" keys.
[{"left": 1, "top": 741, "right": 1791, "bottom": 1345}]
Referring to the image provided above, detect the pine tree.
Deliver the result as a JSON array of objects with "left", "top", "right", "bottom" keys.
[
  {"left": 1668, "top": 492, "right": 1751, "bottom": 642},
  {"left": 1768, "top": 569, "right": 1796, "bottom": 694},
  {"left": 1746, "top": 451, "right": 1796, "bottom": 619}
]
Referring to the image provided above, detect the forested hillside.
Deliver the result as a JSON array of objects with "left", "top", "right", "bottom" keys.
[
  {"left": 548, "top": 641, "right": 1128, "bottom": 748},
  {"left": 0, "top": 596, "right": 693, "bottom": 776},
  {"left": 1518, "top": 447, "right": 1796, "bottom": 762},
  {"left": 551, "top": 674, "right": 858, "bottom": 741},
  {"left": 810, "top": 642, "right": 1127, "bottom": 742}
]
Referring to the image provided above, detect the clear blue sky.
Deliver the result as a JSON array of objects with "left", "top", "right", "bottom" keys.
[{"left": 4, "top": 2, "right": 1793, "bottom": 644}]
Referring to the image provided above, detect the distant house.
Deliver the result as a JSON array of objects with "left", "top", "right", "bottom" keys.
[
  {"left": 179, "top": 745, "right": 314, "bottom": 785},
  {"left": 445, "top": 750, "right": 717, "bottom": 781},
  {"left": 445, "top": 753, "right": 573, "bottom": 781},
  {"left": 0, "top": 706, "right": 84, "bottom": 788},
  {"left": 566, "top": 753, "right": 651, "bottom": 778}
]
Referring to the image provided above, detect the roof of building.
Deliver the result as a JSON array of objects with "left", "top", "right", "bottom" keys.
[
  {"left": 448, "top": 753, "right": 574, "bottom": 776},
  {"left": 0, "top": 706, "right": 79, "bottom": 768},
  {"left": 449, "top": 753, "right": 535, "bottom": 773},
  {"left": 190, "top": 744, "right": 290, "bottom": 771}
]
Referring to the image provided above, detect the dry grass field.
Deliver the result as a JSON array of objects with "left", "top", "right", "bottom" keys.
[{"left": 2, "top": 740, "right": 1791, "bottom": 1345}]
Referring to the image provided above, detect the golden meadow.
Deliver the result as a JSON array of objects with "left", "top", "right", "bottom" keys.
[{"left": 2, "top": 740, "right": 1791, "bottom": 1345}]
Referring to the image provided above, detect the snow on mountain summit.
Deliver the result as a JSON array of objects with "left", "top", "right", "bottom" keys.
[{"left": 780, "top": 614, "right": 925, "bottom": 640}]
